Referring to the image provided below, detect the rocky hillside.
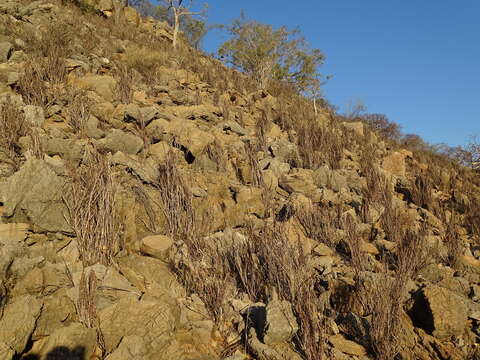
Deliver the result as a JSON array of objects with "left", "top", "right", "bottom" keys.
[{"left": 0, "top": 1, "right": 480, "bottom": 359}]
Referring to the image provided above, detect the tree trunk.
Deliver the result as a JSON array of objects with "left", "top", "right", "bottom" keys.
[{"left": 173, "top": 10, "right": 180, "bottom": 49}]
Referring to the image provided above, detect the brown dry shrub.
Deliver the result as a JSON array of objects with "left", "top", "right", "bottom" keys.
[
  {"left": 64, "top": 149, "right": 120, "bottom": 266},
  {"left": 442, "top": 211, "right": 463, "bottom": 267},
  {"left": 356, "top": 272, "right": 403, "bottom": 360},
  {"left": 296, "top": 117, "right": 347, "bottom": 170},
  {"left": 16, "top": 58, "right": 50, "bottom": 107},
  {"left": 156, "top": 150, "right": 194, "bottom": 240},
  {"left": 115, "top": 63, "right": 135, "bottom": 104},
  {"left": 229, "top": 222, "right": 324, "bottom": 359},
  {"left": 156, "top": 154, "right": 233, "bottom": 321},
  {"left": 124, "top": 46, "right": 168, "bottom": 85},
  {"left": 296, "top": 203, "right": 342, "bottom": 247},
  {"left": 77, "top": 269, "right": 105, "bottom": 354},
  {"left": 244, "top": 142, "right": 263, "bottom": 187},
  {"left": 66, "top": 88, "right": 91, "bottom": 136},
  {"left": 0, "top": 97, "right": 28, "bottom": 169}
]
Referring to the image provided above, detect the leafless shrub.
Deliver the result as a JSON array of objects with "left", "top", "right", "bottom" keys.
[
  {"left": 296, "top": 117, "right": 347, "bottom": 170},
  {"left": 296, "top": 203, "right": 341, "bottom": 247},
  {"left": 230, "top": 222, "right": 324, "bottom": 359},
  {"left": 342, "top": 215, "right": 367, "bottom": 273},
  {"left": 204, "top": 139, "right": 227, "bottom": 172},
  {"left": 255, "top": 110, "right": 269, "bottom": 153},
  {"left": 361, "top": 113, "right": 402, "bottom": 142},
  {"left": 77, "top": 269, "right": 105, "bottom": 354},
  {"left": 0, "top": 97, "right": 27, "bottom": 169},
  {"left": 442, "top": 211, "right": 462, "bottom": 268},
  {"left": 357, "top": 272, "right": 403, "bottom": 360},
  {"left": 244, "top": 142, "right": 263, "bottom": 187},
  {"left": 77, "top": 269, "right": 99, "bottom": 329},
  {"left": 115, "top": 63, "right": 134, "bottom": 104},
  {"left": 16, "top": 58, "right": 50, "bottom": 107},
  {"left": 64, "top": 149, "right": 120, "bottom": 266},
  {"left": 156, "top": 150, "right": 194, "bottom": 240},
  {"left": 67, "top": 88, "right": 91, "bottom": 136}
]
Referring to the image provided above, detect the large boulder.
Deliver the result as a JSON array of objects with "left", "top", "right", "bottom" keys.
[
  {"left": 99, "top": 129, "right": 144, "bottom": 155},
  {"left": 0, "top": 295, "right": 42, "bottom": 355},
  {"left": 263, "top": 298, "right": 299, "bottom": 345},
  {"left": 100, "top": 297, "right": 182, "bottom": 359},
  {"left": 382, "top": 151, "right": 406, "bottom": 177},
  {"left": 75, "top": 75, "right": 117, "bottom": 102},
  {"left": 29, "top": 322, "right": 97, "bottom": 360},
  {"left": 0, "top": 158, "right": 71, "bottom": 232},
  {"left": 410, "top": 285, "right": 468, "bottom": 339}
]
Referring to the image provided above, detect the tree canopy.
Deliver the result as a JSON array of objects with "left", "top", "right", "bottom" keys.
[{"left": 218, "top": 13, "right": 325, "bottom": 91}]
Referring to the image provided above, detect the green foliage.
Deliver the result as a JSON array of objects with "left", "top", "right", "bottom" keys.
[
  {"left": 130, "top": 0, "right": 212, "bottom": 49},
  {"left": 218, "top": 13, "right": 325, "bottom": 90}
]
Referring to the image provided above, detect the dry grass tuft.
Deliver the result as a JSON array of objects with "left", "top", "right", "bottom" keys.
[
  {"left": 156, "top": 150, "right": 194, "bottom": 239},
  {"left": 66, "top": 88, "right": 91, "bottom": 136},
  {"left": 64, "top": 149, "right": 120, "bottom": 266},
  {"left": 77, "top": 269, "right": 105, "bottom": 354},
  {"left": 0, "top": 97, "right": 27, "bottom": 169},
  {"left": 296, "top": 203, "right": 341, "bottom": 247},
  {"left": 115, "top": 63, "right": 135, "bottom": 104}
]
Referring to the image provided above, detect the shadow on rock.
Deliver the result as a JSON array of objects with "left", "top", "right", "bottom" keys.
[{"left": 21, "top": 346, "right": 86, "bottom": 360}]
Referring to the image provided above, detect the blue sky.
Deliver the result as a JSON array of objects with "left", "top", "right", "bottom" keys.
[{"left": 199, "top": 0, "right": 479, "bottom": 147}]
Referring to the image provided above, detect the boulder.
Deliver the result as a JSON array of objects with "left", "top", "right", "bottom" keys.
[
  {"left": 75, "top": 75, "right": 117, "bottom": 102},
  {"left": 0, "top": 295, "right": 42, "bottom": 354},
  {"left": 263, "top": 298, "right": 299, "bottom": 345},
  {"left": 382, "top": 151, "right": 406, "bottom": 177},
  {"left": 140, "top": 234, "right": 174, "bottom": 262},
  {"left": 279, "top": 169, "right": 317, "bottom": 195},
  {"left": 0, "top": 42, "right": 12, "bottom": 63},
  {"left": 99, "top": 129, "right": 144, "bottom": 155},
  {"left": 30, "top": 322, "right": 97, "bottom": 360},
  {"left": 100, "top": 297, "right": 182, "bottom": 357},
  {"left": 0, "top": 158, "right": 70, "bottom": 232},
  {"left": 328, "top": 334, "right": 367, "bottom": 356},
  {"left": 410, "top": 285, "right": 468, "bottom": 339},
  {"left": 23, "top": 105, "right": 45, "bottom": 127}
]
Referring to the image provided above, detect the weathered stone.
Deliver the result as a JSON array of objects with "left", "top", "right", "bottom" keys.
[
  {"left": 33, "top": 291, "right": 76, "bottom": 340},
  {"left": 0, "top": 158, "right": 70, "bottom": 232},
  {"left": 111, "top": 151, "right": 158, "bottom": 182},
  {"left": 0, "top": 42, "right": 12, "bottom": 63},
  {"left": 329, "top": 334, "right": 367, "bottom": 356},
  {"left": 264, "top": 298, "right": 299, "bottom": 345},
  {"left": 279, "top": 169, "right": 316, "bottom": 195},
  {"left": 100, "top": 296, "right": 182, "bottom": 357},
  {"left": 23, "top": 105, "right": 45, "bottom": 127},
  {"left": 0, "top": 295, "right": 42, "bottom": 354},
  {"left": 382, "top": 151, "right": 406, "bottom": 177},
  {"left": 99, "top": 129, "right": 144, "bottom": 155},
  {"left": 31, "top": 322, "right": 97, "bottom": 360},
  {"left": 412, "top": 285, "right": 468, "bottom": 339},
  {"left": 140, "top": 234, "right": 174, "bottom": 262},
  {"left": 75, "top": 75, "right": 117, "bottom": 102},
  {"left": 314, "top": 166, "right": 347, "bottom": 192}
]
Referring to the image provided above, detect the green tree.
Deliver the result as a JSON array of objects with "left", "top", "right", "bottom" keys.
[
  {"left": 130, "top": 0, "right": 211, "bottom": 50},
  {"left": 218, "top": 13, "right": 325, "bottom": 91},
  {"left": 163, "top": 0, "right": 207, "bottom": 49}
]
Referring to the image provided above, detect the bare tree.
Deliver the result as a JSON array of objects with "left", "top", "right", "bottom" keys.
[{"left": 164, "top": 0, "right": 206, "bottom": 49}]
